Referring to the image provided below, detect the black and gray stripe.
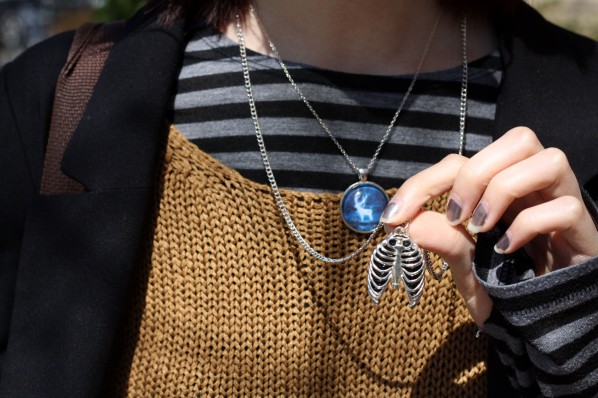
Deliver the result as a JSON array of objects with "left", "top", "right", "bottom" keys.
[
  {"left": 173, "top": 27, "right": 501, "bottom": 192},
  {"left": 475, "top": 248, "right": 598, "bottom": 396}
]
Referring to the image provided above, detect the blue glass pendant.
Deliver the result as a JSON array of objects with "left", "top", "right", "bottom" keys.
[{"left": 340, "top": 178, "right": 389, "bottom": 234}]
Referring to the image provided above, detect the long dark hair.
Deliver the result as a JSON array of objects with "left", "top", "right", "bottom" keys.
[{"left": 144, "top": 0, "right": 520, "bottom": 30}]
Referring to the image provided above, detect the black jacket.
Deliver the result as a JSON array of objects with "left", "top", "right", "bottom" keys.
[{"left": 0, "top": 3, "right": 597, "bottom": 397}]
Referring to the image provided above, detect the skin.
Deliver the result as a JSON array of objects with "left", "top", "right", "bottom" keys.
[
  {"left": 381, "top": 127, "right": 598, "bottom": 326},
  {"left": 223, "top": 0, "right": 497, "bottom": 75},
  {"left": 223, "top": 1, "right": 598, "bottom": 326}
]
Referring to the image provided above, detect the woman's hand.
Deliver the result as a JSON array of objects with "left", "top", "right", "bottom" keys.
[{"left": 380, "top": 127, "right": 598, "bottom": 326}]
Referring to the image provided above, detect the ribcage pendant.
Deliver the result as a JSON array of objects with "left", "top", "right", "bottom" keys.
[{"left": 368, "top": 225, "right": 448, "bottom": 307}]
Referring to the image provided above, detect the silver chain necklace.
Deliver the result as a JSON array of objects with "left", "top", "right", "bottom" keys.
[
  {"left": 264, "top": 13, "right": 441, "bottom": 179},
  {"left": 262, "top": 12, "right": 445, "bottom": 234},
  {"left": 235, "top": 14, "right": 468, "bottom": 263}
]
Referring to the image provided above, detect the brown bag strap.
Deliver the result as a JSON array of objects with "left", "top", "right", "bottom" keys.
[{"left": 40, "top": 22, "right": 123, "bottom": 195}]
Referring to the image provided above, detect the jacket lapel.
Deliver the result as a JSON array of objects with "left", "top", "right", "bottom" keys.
[
  {"left": 0, "top": 10, "right": 186, "bottom": 398},
  {"left": 62, "top": 10, "right": 185, "bottom": 191}
]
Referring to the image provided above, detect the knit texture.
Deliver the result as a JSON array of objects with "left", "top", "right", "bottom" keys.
[
  {"left": 109, "top": 126, "right": 486, "bottom": 397},
  {"left": 40, "top": 23, "right": 122, "bottom": 195}
]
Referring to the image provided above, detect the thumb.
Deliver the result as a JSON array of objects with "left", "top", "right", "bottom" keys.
[{"left": 406, "top": 210, "right": 493, "bottom": 326}]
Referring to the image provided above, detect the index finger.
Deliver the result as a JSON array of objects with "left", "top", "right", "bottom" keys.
[{"left": 380, "top": 153, "right": 467, "bottom": 225}]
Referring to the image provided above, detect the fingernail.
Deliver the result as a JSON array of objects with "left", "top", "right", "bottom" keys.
[
  {"left": 468, "top": 201, "right": 488, "bottom": 233},
  {"left": 380, "top": 200, "right": 401, "bottom": 222},
  {"left": 494, "top": 233, "right": 510, "bottom": 254},
  {"left": 446, "top": 195, "right": 462, "bottom": 225}
]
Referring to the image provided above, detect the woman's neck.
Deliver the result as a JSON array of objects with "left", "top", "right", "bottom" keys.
[{"left": 223, "top": 0, "right": 497, "bottom": 75}]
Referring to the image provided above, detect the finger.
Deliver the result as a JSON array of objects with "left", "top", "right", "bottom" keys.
[
  {"left": 447, "top": 126, "right": 544, "bottom": 226},
  {"left": 380, "top": 153, "right": 467, "bottom": 225},
  {"left": 467, "top": 147, "right": 581, "bottom": 234},
  {"left": 409, "top": 210, "right": 493, "bottom": 326},
  {"left": 494, "top": 196, "right": 598, "bottom": 266}
]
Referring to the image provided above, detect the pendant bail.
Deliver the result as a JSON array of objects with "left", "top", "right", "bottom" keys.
[{"left": 358, "top": 168, "right": 369, "bottom": 182}]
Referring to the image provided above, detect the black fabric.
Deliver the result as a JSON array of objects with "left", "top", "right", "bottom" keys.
[
  {"left": 492, "top": 4, "right": 598, "bottom": 193},
  {"left": 0, "top": 8, "right": 185, "bottom": 397},
  {"left": 582, "top": 187, "right": 598, "bottom": 228},
  {"left": 487, "top": 339, "right": 531, "bottom": 398},
  {"left": 0, "top": 191, "right": 154, "bottom": 396},
  {"left": 0, "top": 2, "right": 596, "bottom": 397},
  {"left": 0, "top": 30, "right": 73, "bottom": 381}
]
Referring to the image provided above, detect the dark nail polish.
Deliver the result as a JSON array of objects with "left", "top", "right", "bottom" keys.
[
  {"left": 446, "top": 197, "right": 462, "bottom": 224},
  {"left": 471, "top": 202, "right": 488, "bottom": 228},
  {"left": 380, "top": 201, "right": 400, "bottom": 222},
  {"left": 495, "top": 233, "right": 510, "bottom": 252}
]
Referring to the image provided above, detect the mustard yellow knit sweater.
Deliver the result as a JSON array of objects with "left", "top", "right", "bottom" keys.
[{"left": 107, "top": 126, "right": 486, "bottom": 397}]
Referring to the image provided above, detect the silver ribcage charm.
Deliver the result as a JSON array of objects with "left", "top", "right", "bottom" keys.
[{"left": 368, "top": 225, "right": 448, "bottom": 307}]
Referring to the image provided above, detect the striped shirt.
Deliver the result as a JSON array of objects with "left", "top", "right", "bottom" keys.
[
  {"left": 474, "top": 230, "right": 598, "bottom": 397},
  {"left": 173, "top": 27, "right": 501, "bottom": 192}
]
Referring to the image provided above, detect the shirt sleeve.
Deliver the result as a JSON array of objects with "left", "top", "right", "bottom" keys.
[{"left": 473, "top": 221, "right": 598, "bottom": 397}]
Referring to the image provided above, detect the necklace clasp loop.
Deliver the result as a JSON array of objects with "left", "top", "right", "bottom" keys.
[{"left": 358, "top": 168, "right": 369, "bottom": 182}]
